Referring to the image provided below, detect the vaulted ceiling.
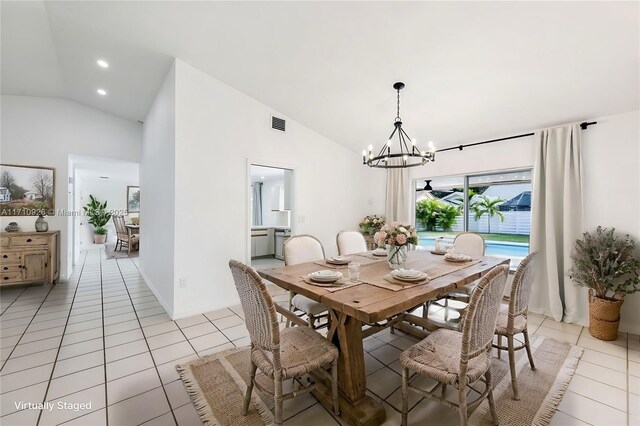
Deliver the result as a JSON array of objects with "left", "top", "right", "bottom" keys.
[{"left": 2, "top": 1, "right": 638, "bottom": 152}]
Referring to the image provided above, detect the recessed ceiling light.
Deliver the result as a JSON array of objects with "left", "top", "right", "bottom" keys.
[
  {"left": 260, "top": 176, "right": 265, "bottom": 180},
  {"left": 97, "top": 59, "right": 109, "bottom": 68},
  {"left": 97, "top": 89, "right": 107, "bottom": 96}
]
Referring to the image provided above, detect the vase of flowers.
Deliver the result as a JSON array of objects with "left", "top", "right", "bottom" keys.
[
  {"left": 569, "top": 226, "right": 640, "bottom": 341},
  {"left": 359, "top": 215, "right": 385, "bottom": 235},
  {"left": 374, "top": 222, "right": 419, "bottom": 269}
]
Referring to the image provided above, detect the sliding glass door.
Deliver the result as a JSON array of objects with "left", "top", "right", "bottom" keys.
[{"left": 414, "top": 169, "right": 531, "bottom": 267}]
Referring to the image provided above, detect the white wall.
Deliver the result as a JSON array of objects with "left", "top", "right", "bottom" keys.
[
  {"left": 411, "top": 110, "right": 640, "bottom": 333},
  {"left": 582, "top": 110, "right": 640, "bottom": 334},
  {"left": 1, "top": 96, "right": 142, "bottom": 279},
  {"left": 139, "top": 64, "right": 177, "bottom": 315},
  {"left": 148, "top": 59, "right": 384, "bottom": 318}
]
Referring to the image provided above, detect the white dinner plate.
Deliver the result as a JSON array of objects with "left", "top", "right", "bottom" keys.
[
  {"left": 309, "top": 270, "right": 343, "bottom": 283},
  {"left": 391, "top": 270, "right": 427, "bottom": 282},
  {"left": 393, "top": 269, "right": 423, "bottom": 278},
  {"left": 444, "top": 253, "right": 472, "bottom": 262},
  {"left": 326, "top": 256, "right": 351, "bottom": 265},
  {"left": 371, "top": 249, "right": 387, "bottom": 257}
]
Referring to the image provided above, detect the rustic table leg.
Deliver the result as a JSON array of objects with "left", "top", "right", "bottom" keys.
[{"left": 312, "top": 310, "right": 386, "bottom": 426}]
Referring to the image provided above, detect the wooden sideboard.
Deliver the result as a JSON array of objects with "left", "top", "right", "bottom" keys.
[{"left": 0, "top": 231, "right": 60, "bottom": 287}]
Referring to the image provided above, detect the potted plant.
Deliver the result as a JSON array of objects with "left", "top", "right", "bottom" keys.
[
  {"left": 83, "top": 195, "right": 112, "bottom": 244},
  {"left": 569, "top": 226, "right": 640, "bottom": 340}
]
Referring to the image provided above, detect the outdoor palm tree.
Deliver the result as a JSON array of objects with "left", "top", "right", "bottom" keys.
[{"left": 471, "top": 195, "right": 505, "bottom": 233}]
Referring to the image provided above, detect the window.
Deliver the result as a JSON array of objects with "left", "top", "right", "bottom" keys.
[{"left": 414, "top": 169, "right": 531, "bottom": 268}]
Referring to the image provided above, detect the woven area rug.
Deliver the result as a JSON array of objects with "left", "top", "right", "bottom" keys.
[
  {"left": 177, "top": 347, "right": 273, "bottom": 426},
  {"left": 177, "top": 337, "right": 582, "bottom": 426},
  {"left": 104, "top": 243, "right": 138, "bottom": 259},
  {"left": 470, "top": 336, "right": 583, "bottom": 425}
]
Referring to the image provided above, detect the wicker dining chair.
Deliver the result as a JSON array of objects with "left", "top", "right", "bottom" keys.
[
  {"left": 284, "top": 235, "right": 329, "bottom": 329},
  {"left": 228, "top": 260, "right": 340, "bottom": 425},
  {"left": 493, "top": 252, "right": 537, "bottom": 400},
  {"left": 336, "top": 231, "right": 368, "bottom": 256},
  {"left": 401, "top": 264, "right": 509, "bottom": 426}
]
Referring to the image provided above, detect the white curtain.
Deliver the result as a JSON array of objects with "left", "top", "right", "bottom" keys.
[
  {"left": 251, "top": 183, "right": 263, "bottom": 226},
  {"left": 384, "top": 159, "right": 410, "bottom": 223},
  {"left": 529, "top": 123, "right": 588, "bottom": 324}
]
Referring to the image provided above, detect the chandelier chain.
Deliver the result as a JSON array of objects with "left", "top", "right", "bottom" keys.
[{"left": 396, "top": 89, "right": 401, "bottom": 119}]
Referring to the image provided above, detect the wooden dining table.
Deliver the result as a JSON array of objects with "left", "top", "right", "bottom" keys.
[
  {"left": 258, "top": 249, "right": 509, "bottom": 426},
  {"left": 125, "top": 224, "right": 140, "bottom": 255}
]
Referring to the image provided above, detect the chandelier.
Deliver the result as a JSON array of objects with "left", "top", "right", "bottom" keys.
[{"left": 363, "top": 82, "right": 435, "bottom": 169}]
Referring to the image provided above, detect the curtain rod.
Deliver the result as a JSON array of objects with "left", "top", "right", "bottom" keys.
[{"left": 436, "top": 121, "right": 597, "bottom": 153}]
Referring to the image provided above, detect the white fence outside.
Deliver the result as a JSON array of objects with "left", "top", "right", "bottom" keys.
[{"left": 428, "top": 210, "right": 531, "bottom": 235}]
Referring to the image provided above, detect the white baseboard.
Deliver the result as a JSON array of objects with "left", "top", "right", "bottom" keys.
[
  {"left": 172, "top": 295, "right": 241, "bottom": 321},
  {"left": 138, "top": 269, "right": 174, "bottom": 318}
]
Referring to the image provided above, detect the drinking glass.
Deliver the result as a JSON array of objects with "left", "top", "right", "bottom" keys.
[
  {"left": 446, "top": 244, "right": 455, "bottom": 255},
  {"left": 348, "top": 263, "right": 361, "bottom": 282}
]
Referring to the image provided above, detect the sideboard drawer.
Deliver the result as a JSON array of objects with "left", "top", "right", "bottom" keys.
[
  {"left": 0, "top": 237, "right": 8, "bottom": 248},
  {"left": 1, "top": 265, "right": 21, "bottom": 273},
  {"left": 1, "top": 272, "right": 23, "bottom": 283},
  {"left": 0, "top": 252, "right": 22, "bottom": 264},
  {"left": 10, "top": 235, "right": 49, "bottom": 246}
]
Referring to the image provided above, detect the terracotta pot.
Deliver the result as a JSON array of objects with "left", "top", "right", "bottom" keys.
[
  {"left": 94, "top": 233, "right": 107, "bottom": 244},
  {"left": 588, "top": 289, "right": 624, "bottom": 341}
]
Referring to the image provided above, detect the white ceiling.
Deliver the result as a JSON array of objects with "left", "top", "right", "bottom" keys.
[
  {"left": 2, "top": 1, "right": 638, "bottom": 153},
  {"left": 251, "top": 165, "right": 286, "bottom": 183}
]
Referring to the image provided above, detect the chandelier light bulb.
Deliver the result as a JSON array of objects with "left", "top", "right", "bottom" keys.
[
  {"left": 362, "top": 150, "right": 366, "bottom": 156},
  {"left": 387, "top": 139, "right": 392, "bottom": 147},
  {"left": 412, "top": 138, "right": 416, "bottom": 145},
  {"left": 403, "top": 155, "right": 408, "bottom": 161},
  {"left": 367, "top": 144, "right": 373, "bottom": 151}
]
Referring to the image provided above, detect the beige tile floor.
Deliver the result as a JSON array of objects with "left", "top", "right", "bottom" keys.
[{"left": 0, "top": 250, "right": 638, "bottom": 425}]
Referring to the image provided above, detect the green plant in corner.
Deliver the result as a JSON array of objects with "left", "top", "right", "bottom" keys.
[
  {"left": 83, "top": 195, "right": 112, "bottom": 243},
  {"left": 569, "top": 226, "right": 640, "bottom": 340},
  {"left": 471, "top": 195, "right": 505, "bottom": 233}
]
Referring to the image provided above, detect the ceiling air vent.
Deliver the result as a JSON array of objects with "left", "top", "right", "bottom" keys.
[{"left": 271, "top": 116, "right": 286, "bottom": 132}]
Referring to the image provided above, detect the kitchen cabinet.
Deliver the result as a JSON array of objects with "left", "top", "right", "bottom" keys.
[
  {"left": 0, "top": 231, "right": 60, "bottom": 287},
  {"left": 271, "top": 186, "right": 285, "bottom": 211},
  {"left": 251, "top": 228, "right": 275, "bottom": 258}
]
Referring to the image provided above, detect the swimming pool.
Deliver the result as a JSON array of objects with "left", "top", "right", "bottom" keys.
[{"left": 418, "top": 237, "right": 530, "bottom": 258}]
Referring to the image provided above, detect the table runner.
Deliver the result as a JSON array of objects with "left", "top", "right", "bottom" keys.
[
  {"left": 271, "top": 252, "right": 481, "bottom": 293},
  {"left": 358, "top": 256, "right": 481, "bottom": 292}
]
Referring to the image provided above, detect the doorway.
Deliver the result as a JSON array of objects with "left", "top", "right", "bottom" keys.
[
  {"left": 70, "top": 155, "right": 140, "bottom": 266},
  {"left": 249, "top": 164, "right": 293, "bottom": 270}
]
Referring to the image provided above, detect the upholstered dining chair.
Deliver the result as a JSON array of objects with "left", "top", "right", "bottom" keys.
[
  {"left": 493, "top": 252, "right": 537, "bottom": 400},
  {"left": 401, "top": 264, "right": 509, "bottom": 426},
  {"left": 113, "top": 215, "right": 138, "bottom": 253},
  {"left": 424, "top": 233, "right": 487, "bottom": 324},
  {"left": 284, "top": 234, "right": 329, "bottom": 329},
  {"left": 336, "top": 231, "right": 368, "bottom": 256},
  {"left": 228, "top": 260, "right": 340, "bottom": 425},
  {"left": 454, "top": 232, "right": 486, "bottom": 257}
]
